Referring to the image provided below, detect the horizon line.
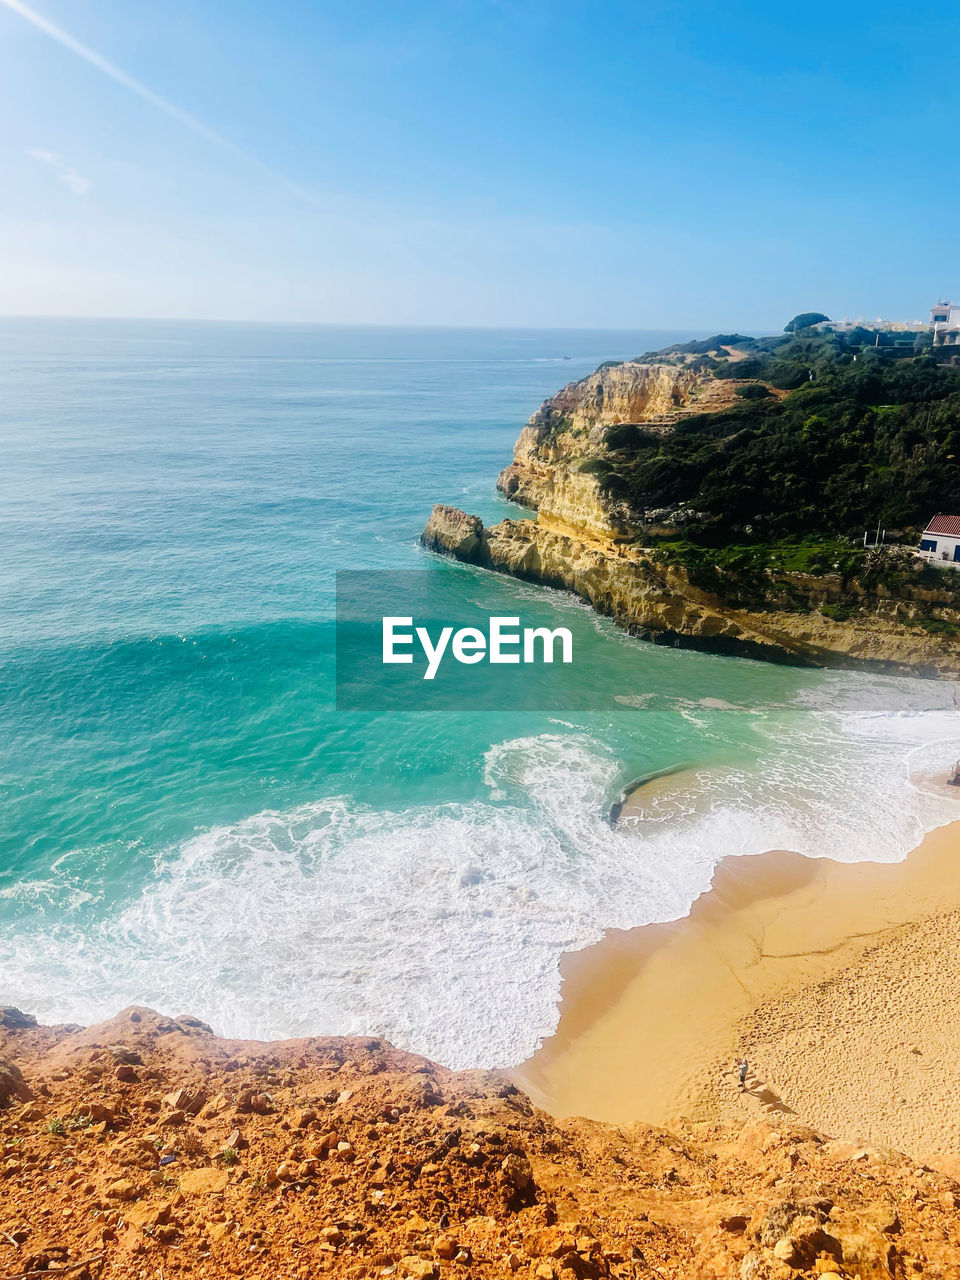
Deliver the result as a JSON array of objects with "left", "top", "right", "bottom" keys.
[{"left": 0, "top": 312, "right": 784, "bottom": 334}]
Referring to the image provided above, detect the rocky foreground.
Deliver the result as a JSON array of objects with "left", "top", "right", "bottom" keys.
[{"left": 2, "top": 1008, "right": 960, "bottom": 1279}]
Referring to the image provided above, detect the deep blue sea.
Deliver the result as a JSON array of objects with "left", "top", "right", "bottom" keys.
[{"left": 1, "top": 318, "right": 957, "bottom": 1066}]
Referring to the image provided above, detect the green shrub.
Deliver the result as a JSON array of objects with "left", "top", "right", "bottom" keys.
[
  {"left": 589, "top": 335, "right": 960, "bottom": 539},
  {"left": 821, "top": 603, "right": 852, "bottom": 622},
  {"left": 785, "top": 312, "right": 830, "bottom": 332},
  {"left": 906, "top": 617, "right": 960, "bottom": 637}
]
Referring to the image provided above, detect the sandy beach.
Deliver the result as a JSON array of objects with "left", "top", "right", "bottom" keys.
[{"left": 515, "top": 808, "right": 960, "bottom": 1161}]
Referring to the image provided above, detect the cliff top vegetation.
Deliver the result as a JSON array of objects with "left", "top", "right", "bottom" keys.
[{"left": 588, "top": 326, "right": 960, "bottom": 546}]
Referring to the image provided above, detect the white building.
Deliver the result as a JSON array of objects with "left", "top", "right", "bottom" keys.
[
  {"left": 918, "top": 514, "right": 960, "bottom": 568},
  {"left": 930, "top": 301, "right": 960, "bottom": 345}
]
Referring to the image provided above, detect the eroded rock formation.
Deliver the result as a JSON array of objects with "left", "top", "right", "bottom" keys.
[
  {"left": 495, "top": 360, "right": 742, "bottom": 539},
  {"left": 422, "top": 356, "right": 960, "bottom": 676}
]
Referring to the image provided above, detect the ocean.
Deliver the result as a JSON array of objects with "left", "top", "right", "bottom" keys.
[{"left": 1, "top": 317, "right": 957, "bottom": 1067}]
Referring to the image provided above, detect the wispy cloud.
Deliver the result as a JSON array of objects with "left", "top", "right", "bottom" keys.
[
  {"left": 1, "top": 0, "right": 238, "bottom": 154},
  {"left": 1, "top": 0, "right": 320, "bottom": 204},
  {"left": 28, "top": 147, "right": 91, "bottom": 195}
]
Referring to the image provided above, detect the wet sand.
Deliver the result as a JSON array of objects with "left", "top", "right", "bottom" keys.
[{"left": 514, "top": 811, "right": 960, "bottom": 1159}]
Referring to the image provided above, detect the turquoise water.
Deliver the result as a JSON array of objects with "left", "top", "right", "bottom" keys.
[{"left": 1, "top": 318, "right": 958, "bottom": 1066}]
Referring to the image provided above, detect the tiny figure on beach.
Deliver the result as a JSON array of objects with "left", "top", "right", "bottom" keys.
[{"left": 737, "top": 1057, "right": 748, "bottom": 1091}]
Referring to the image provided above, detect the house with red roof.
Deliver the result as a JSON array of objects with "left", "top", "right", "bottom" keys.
[{"left": 918, "top": 514, "right": 960, "bottom": 567}]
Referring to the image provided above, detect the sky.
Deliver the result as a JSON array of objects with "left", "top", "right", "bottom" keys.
[{"left": 0, "top": 0, "right": 957, "bottom": 328}]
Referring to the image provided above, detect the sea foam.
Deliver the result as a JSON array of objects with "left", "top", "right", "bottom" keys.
[{"left": 3, "top": 672, "right": 960, "bottom": 1068}]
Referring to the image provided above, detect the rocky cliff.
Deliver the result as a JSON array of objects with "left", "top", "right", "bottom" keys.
[
  {"left": 422, "top": 353, "right": 960, "bottom": 677},
  {"left": 495, "top": 360, "right": 745, "bottom": 539},
  {"left": 421, "top": 506, "right": 960, "bottom": 675},
  {"left": 3, "top": 1004, "right": 960, "bottom": 1280}
]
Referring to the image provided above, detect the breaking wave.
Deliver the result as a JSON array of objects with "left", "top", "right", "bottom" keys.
[{"left": 1, "top": 671, "right": 958, "bottom": 1069}]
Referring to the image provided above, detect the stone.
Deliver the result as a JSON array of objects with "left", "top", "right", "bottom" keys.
[
  {"left": 770, "top": 1215, "right": 842, "bottom": 1270},
  {"left": 524, "top": 1229, "right": 576, "bottom": 1260},
  {"left": 179, "top": 1167, "right": 230, "bottom": 1195},
  {"left": 163, "top": 1086, "right": 207, "bottom": 1115},
  {"left": 433, "top": 1234, "right": 458, "bottom": 1260},
  {"left": 174, "top": 1014, "right": 214, "bottom": 1033},
  {"left": 0, "top": 1059, "right": 32, "bottom": 1109},
  {"left": 197, "top": 1092, "right": 230, "bottom": 1119},
  {"left": 400, "top": 1257, "right": 437, "bottom": 1280},
  {"left": 106, "top": 1178, "right": 139, "bottom": 1202},
  {"left": 0, "top": 1008, "right": 37, "bottom": 1029},
  {"left": 275, "top": 1161, "right": 300, "bottom": 1182},
  {"left": 739, "top": 1251, "right": 793, "bottom": 1280},
  {"left": 422, "top": 505, "right": 487, "bottom": 559},
  {"left": 123, "top": 1201, "right": 171, "bottom": 1231},
  {"left": 114, "top": 1064, "right": 139, "bottom": 1083},
  {"left": 772, "top": 1237, "right": 798, "bottom": 1264},
  {"left": 108, "top": 1044, "right": 143, "bottom": 1066},
  {"left": 829, "top": 1217, "right": 894, "bottom": 1274},
  {"left": 501, "top": 1152, "right": 533, "bottom": 1190},
  {"left": 759, "top": 1203, "right": 801, "bottom": 1249}
]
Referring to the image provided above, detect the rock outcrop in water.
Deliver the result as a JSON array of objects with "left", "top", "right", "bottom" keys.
[
  {"left": 422, "top": 352, "right": 960, "bottom": 677},
  {"left": 422, "top": 504, "right": 813, "bottom": 665},
  {"left": 5, "top": 1005, "right": 960, "bottom": 1279}
]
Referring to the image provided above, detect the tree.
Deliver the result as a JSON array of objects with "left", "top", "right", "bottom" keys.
[{"left": 785, "top": 312, "right": 830, "bottom": 333}]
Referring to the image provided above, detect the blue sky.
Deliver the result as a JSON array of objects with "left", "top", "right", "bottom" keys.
[{"left": 1, "top": 0, "right": 956, "bottom": 327}]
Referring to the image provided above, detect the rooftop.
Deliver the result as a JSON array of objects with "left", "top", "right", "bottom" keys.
[{"left": 924, "top": 513, "right": 960, "bottom": 538}]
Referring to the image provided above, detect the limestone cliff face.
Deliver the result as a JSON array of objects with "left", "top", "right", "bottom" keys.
[
  {"left": 422, "top": 505, "right": 960, "bottom": 677},
  {"left": 496, "top": 360, "right": 743, "bottom": 538},
  {"left": 422, "top": 506, "right": 812, "bottom": 666},
  {"left": 424, "top": 353, "right": 960, "bottom": 677}
]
